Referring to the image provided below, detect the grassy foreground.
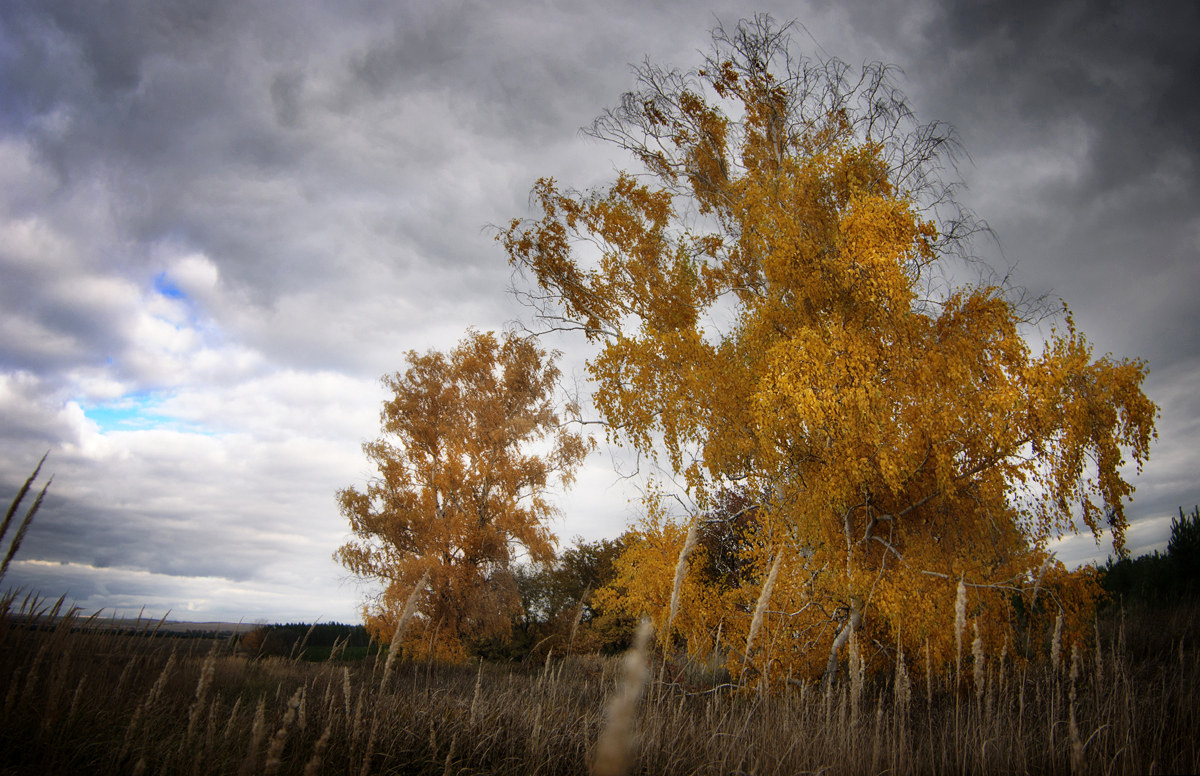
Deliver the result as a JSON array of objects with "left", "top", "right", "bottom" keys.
[{"left": 1, "top": 593, "right": 1198, "bottom": 775}]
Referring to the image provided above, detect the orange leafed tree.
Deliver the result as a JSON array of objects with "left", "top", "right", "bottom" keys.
[
  {"left": 501, "top": 18, "right": 1156, "bottom": 685},
  {"left": 336, "top": 330, "right": 592, "bottom": 661}
]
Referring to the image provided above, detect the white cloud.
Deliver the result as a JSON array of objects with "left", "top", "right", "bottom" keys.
[
  {"left": 166, "top": 252, "right": 220, "bottom": 299},
  {"left": 1050, "top": 513, "right": 1174, "bottom": 569}
]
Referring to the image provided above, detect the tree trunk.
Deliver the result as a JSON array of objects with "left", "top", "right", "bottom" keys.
[{"left": 822, "top": 599, "right": 861, "bottom": 689}]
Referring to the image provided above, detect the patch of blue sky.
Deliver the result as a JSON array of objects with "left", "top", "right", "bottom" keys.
[
  {"left": 82, "top": 392, "right": 212, "bottom": 436},
  {"left": 153, "top": 272, "right": 188, "bottom": 301},
  {"left": 151, "top": 270, "right": 219, "bottom": 339}
]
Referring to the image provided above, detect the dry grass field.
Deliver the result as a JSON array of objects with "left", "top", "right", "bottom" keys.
[{"left": 2, "top": 590, "right": 1198, "bottom": 775}]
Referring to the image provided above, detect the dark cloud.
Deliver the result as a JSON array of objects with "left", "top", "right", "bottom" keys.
[
  {"left": 8, "top": 492, "right": 257, "bottom": 582},
  {"left": 268, "top": 71, "right": 305, "bottom": 129},
  {"left": 343, "top": 4, "right": 471, "bottom": 99},
  {"left": 1, "top": 0, "right": 237, "bottom": 166},
  {"left": 935, "top": 0, "right": 1198, "bottom": 189},
  {"left": 885, "top": 0, "right": 1197, "bottom": 375},
  {"left": 0, "top": 271, "right": 134, "bottom": 376}
]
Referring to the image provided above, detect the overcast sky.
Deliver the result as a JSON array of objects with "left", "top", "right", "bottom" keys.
[{"left": 1, "top": 0, "right": 1196, "bottom": 624}]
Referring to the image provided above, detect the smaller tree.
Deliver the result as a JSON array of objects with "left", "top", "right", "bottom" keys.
[
  {"left": 1168, "top": 506, "right": 1200, "bottom": 581},
  {"left": 336, "top": 330, "right": 592, "bottom": 661},
  {"left": 517, "top": 535, "right": 634, "bottom": 655}
]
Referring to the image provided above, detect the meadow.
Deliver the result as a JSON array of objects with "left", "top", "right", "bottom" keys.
[{"left": 1, "top": 589, "right": 1197, "bottom": 775}]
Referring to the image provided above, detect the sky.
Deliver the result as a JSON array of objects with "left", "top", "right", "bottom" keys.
[{"left": 0, "top": 0, "right": 1196, "bottom": 624}]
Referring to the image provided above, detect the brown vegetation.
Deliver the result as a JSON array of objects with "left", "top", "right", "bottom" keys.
[
  {"left": 336, "top": 330, "right": 591, "bottom": 663},
  {"left": 2, "top": 590, "right": 1197, "bottom": 775}
]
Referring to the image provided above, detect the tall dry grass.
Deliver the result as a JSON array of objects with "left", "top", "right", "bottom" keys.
[
  {"left": 1, "top": 453, "right": 50, "bottom": 582},
  {"left": 2, "top": 588, "right": 1198, "bottom": 774}
]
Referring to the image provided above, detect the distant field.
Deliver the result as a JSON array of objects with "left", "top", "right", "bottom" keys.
[{"left": 6, "top": 613, "right": 249, "bottom": 638}]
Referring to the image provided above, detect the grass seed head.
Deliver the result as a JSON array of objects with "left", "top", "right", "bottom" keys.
[
  {"left": 666, "top": 520, "right": 699, "bottom": 638},
  {"left": 1052, "top": 610, "right": 1064, "bottom": 674},
  {"left": 591, "top": 617, "right": 654, "bottom": 776},
  {"left": 264, "top": 687, "right": 303, "bottom": 775},
  {"left": 745, "top": 549, "right": 784, "bottom": 664},
  {"left": 954, "top": 578, "right": 967, "bottom": 676},
  {"left": 972, "top": 622, "right": 985, "bottom": 703}
]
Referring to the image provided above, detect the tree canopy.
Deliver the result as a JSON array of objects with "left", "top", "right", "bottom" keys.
[
  {"left": 501, "top": 17, "right": 1157, "bottom": 684},
  {"left": 336, "top": 330, "right": 592, "bottom": 661}
]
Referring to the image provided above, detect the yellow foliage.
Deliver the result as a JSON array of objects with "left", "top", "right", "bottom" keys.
[
  {"left": 337, "top": 330, "right": 592, "bottom": 663},
  {"left": 593, "top": 497, "right": 744, "bottom": 660},
  {"left": 503, "top": 22, "right": 1155, "bottom": 684}
]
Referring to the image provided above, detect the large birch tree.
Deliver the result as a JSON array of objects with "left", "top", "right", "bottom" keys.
[{"left": 500, "top": 17, "right": 1156, "bottom": 684}]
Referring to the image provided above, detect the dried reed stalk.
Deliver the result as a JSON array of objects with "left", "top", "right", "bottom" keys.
[
  {"left": 302, "top": 723, "right": 332, "bottom": 776},
  {"left": 666, "top": 520, "right": 699, "bottom": 637},
  {"left": 894, "top": 645, "right": 911, "bottom": 723},
  {"left": 591, "top": 617, "right": 654, "bottom": 776},
  {"left": 1051, "top": 609, "right": 1064, "bottom": 674},
  {"left": 745, "top": 549, "right": 784, "bottom": 664},
  {"left": 972, "top": 621, "right": 985, "bottom": 704},
  {"left": 222, "top": 697, "right": 243, "bottom": 742},
  {"left": 469, "top": 659, "right": 483, "bottom": 725},
  {"left": 0, "top": 452, "right": 47, "bottom": 546},
  {"left": 924, "top": 638, "right": 933, "bottom": 714},
  {"left": 237, "top": 698, "right": 268, "bottom": 776},
  {"left": 568, "top": 584, "right": 591, "bottom": 655},
  {"left": 186, "top": 650, "right": 217, "bottom": 742},
  {"left": 0, "top": 473, "right": 52, "bottom": 581},
  {"left": 264, "top": 687, "right": 303, "bottom": 775},
  {"left": 381, "top": 568, "right": 431, "bottom": 688},
  {"left": 442, "top": 732, "right": 457, "bottom": 776},
  {"left": 1068, "top": 644, "right": 1084, "bottom": 773},
  {"left": 954, "top": 577, "right": 967, "bottom": 684},
  {"left": 357, "top": 569, "right": 431, "bottom": 776}
]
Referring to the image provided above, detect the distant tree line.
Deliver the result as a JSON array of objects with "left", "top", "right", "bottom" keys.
[
  {"left": 240, "top": 621, "right": 376, "bottom": 660},
  {"left": 1102, "top": 506, "right": 1200, "bottom": 606}
]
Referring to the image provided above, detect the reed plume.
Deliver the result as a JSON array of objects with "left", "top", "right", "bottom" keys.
[
  {"left": 0, "top": 456, "right": 51, "bottom": 581},
  {"left": 666, "top": 520, "right": 698, "bottom": 638},
  {"left": 0, "top": 452, "right": 47, "bottom": 546},
  {"left": 381, "top": 568, "right": 431, "bottom": 688},
  {"left": 745, "top": 548, "right": 784, "bottom": 665},
  {"left": 591, "top": 617, "right": 653, "bottom": 776},
  {"left": 954, "top": 577, "right": 967, "bottom": 685}
]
